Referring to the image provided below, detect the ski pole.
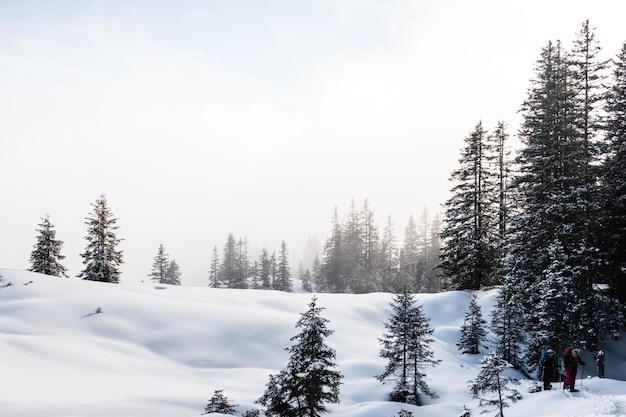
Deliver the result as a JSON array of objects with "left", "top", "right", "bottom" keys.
[{"left": 580, "top": 365, "right": 584, "bottom": 386}]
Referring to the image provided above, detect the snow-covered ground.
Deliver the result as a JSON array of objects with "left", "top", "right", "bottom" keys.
[{"left": 1, "top": 268, "right": 625, "bottom": 417}]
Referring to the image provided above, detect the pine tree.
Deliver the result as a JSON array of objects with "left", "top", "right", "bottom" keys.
[
  {"left": 440, "top": 121, "right": 498, "bottom": 290},
  {"left": 221, "top": 234, "right": 248, "bottom": 288},
  {"left": 29, "top": 214, "right": 68, "bottom": 277},
  {"left": 342, "top": 199, "right": 365, "bottom": 293},
  {"left": 203, "top": 389, "right": 237, "bottom": 415},
  {"left": 457, "top": 296, "right": 487, "bottom": 354},
  {"left": 257, "top": 248, "right": 273, "bottom": 290},
  {"left": 78, "top": 194, "right": 123, "bottom": 283},
  {"left": 359, "top": 198, "right": 382, "bottom": 293},
  {"left": 208, "top": 245, "right": 220, "bottom": 288},
  {"left": 601, "top": 41, "right": 626, "bottom": 307},
  {"left": 258, "top": 296, "right": 342, "bottom": 417},
  {"left": 509, "top": 37, "right": 604, "bottom": 350},
  {"left": 377, "top": 289, "right": 440, "bottom": 405},
  {"left": 398, "top": 215, "right": 419, "bottom": 291},
  {"left": 274, "top": 240, "right": 293, "bottom": 292},
  {"left": 489, "top": 280, "right": 526, "bottom": 370},
  {"left": 148, "top": 244, "right": 170, "bottom": 284},
  {"left": 380, "top": 215, "right": 400, "bottom": 293},
  {"left": 164, "top": 259, "right": 181, "bottom": 286},
  {"left": 319, "top": 208, "right": 344, "bottom": 293},
  {"left": 469, "top": 351, "right": 520, "bottom": 417}
]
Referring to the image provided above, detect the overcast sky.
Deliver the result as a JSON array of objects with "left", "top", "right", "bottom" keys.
[{"left": 1, "top": 0, "right": 625, "bottom": 286}]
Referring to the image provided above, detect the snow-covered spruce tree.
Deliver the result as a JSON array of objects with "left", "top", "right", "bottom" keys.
[
  {"left": 508, "top": 37, "right": 603, "bottom": 352},
  {"left": 469, "top": 351, "right": 520, "bottom": 417},
  {"left": 203, "top": 389, "right": 237, "bottom": 415},
  {"left": 377, "top": 288, "right": 440, "bottom": 405},
  {"left": 601, "top": 41, "right": 626, "bottom": 312},
  {"left": 257, "top": 296, "right": 342, "bottom": 417},
  {"left": 164, "top": 259, "right": 181, "bottom": 286},
  {"left": 78, "top": 194, "right": 123, "bottom": 283},
  {"left": 457, "top": 295, "right": 487, "bottom": 354},
  {"left": 148, "top": 244, "right": 170, "bottom": 284},
  {"left": 489, "top": 277, "right": 526, "bottom": 371},
  {"left": 439, "top": 121, "right": 499, "bottom": 290},
  {"left": 29, "top": 214, "right": 68, "bottom": 277}
]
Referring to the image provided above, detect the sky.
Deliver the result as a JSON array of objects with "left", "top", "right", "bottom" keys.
[
  {"left": 1, "top": 268, "right": 625, "bottom": 416},
  {"left": 1, "top": 1, "right": 626, "bottom": 286}
]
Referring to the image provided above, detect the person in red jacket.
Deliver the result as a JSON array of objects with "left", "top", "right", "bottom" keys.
[{"left": 563, "top": 347, "right": 585, "bottom": 392}]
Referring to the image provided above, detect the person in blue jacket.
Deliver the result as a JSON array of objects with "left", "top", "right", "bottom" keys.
[{"left": 539, "top": 348, "right": 559, "bottom": 390}]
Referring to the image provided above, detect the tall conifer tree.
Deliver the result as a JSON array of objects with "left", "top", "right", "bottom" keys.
[
  {"left": 29, "top": 214, "right": 68, "bottom": 278},
  {"left": 78, "top": 194, "right": 123, "bottom": 283}
]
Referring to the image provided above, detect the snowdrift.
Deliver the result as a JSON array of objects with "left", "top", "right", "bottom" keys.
[{"left": 1, "top": 268, "right": 625, "bottom": 417}]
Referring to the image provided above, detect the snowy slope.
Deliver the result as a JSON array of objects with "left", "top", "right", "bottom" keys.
[{"left": 1, "top": 268, "right": 625, "bottom": 417}]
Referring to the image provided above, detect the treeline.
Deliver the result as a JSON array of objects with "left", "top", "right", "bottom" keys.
[{"left": 437, "top": 20, "right": 626, "bottom": 365}]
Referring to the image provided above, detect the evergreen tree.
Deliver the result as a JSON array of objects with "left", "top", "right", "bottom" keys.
[
  {"left": 509, "top": 38, "right": 602, "bottom": 350},
  {"left": 257, "top": 248, "right": 273, "bottom": 290},
  {"left": 342, "top": 199, "right": 365, "bottom": 293},
  {"left": 258, "top": 296, "right": 342, "bottom": 417},
  {"left": 78, "top": 194, "right": 123, "bottom": 283},
  {"left": 490, "top": 279, "right": 526, "bottom": 370},
  {"left": 440, "top": 121, "right": 498, "bottom": 290},
  {"left": 469, "top": 351, "right": 520, "bottom": 417},
  {"left": 208, "top": 245, "right": 220, "bottom": 288},
  {"left": 274, "top": 240, "right": 293, "bottom": 292},
  {"left": 221, "top": 234, "right": 247, "bottom": 288},
  {"left": 601, "top": 41, "right": 626, "bottom": 307},
  {"left": 457, "top": 296, "right": 487, "bottom": 354},
  {"left": 302, "top": 269, "right": 313, "bottom": 292},
  {"left": 148, "top": 244, "right": 170, "bottom": 284},
  {"left": 203, "top": 389, "right": 237, "bottom": 415},
  {"left": 319, "top": 208, "right": 344, "bottom": 293},
  {"left": 359, "top": 198, "right": 382, "bottom": 293},
  {"left": 377, "top": 289, "right": 440, "bottom": 405},
  {"left": 380, "top": 215, "right": 400, "bottom": 293},
  {"left": 164, "top": 259, "right": 181, "bottom": 286},
  {"left": 398, "top": 215, "right": 419, "bottom": 291},
  {"left": 29, "top": 214, "right": 68, "bottom": 277}
]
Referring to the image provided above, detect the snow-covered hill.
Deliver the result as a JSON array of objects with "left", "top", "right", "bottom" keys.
[{"left": 1, "top": 268, "right": 625, "bottom": 417}]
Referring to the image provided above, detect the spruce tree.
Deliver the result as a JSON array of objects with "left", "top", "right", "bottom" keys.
[
  {"left": 29, "top": 214, "right": 68, "bottom": 278},
  {"left": 440, "top": 121, "right": 498, "bottom": 290},
  {"left": 469, "top": 351, "right": 520, "bottom": 417},
  {"left": 457, "top": 296, "right": 487, "bottom": 355},
  {"left": 377, "top": 289, "right": 440, "bottom": 405},
  {"left": 318, "top": 208, "right": 345, "bottom": 293},
  {"left": 258, "top": 296, "right": 342, "bottom": 417},
  {"left": 509, "top": 37, "right": 603, "bottom": 350},
  {"left": 359, "top": 198, "right": 382, "bottom": 293},
  {"left": 203, "top": 389, "right": 237, "bottom": 415},
  {"left": 148, "top": 244, "right": 170, "bottom": 284},
  {"left": 398, "top": 215, "right": 420, "bottom": 291},
  {"left": 164, "top": 259, "right": 181, "bottom": 286},
  {"left": 208, "top": 245, "right": 220, "bottom": 288},
  {"left": 602, "top": 41, "right": 626, "bottom": 306},
  {"left": 78, "top": 194, "right": 123, "bottom": 283},
  {"left": 380, "top": 215, "right": 401, "bottom": 293},
  {"left": 274, "top": 240, "right": 292, "bottom": 292}
]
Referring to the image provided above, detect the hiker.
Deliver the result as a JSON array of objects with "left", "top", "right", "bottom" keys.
[
  {"left": 597, "top": 350, "right": 605, "bottom": 378},
  {"left": 563, "top": 347, "right": 585, "bottom": 392},
  {"left": 539, "top": 348, "right": 558, "bottom": 390}
]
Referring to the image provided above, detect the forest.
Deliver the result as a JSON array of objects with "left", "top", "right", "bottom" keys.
[{"left": 27, "top": 20, "right": 626, "bottom": 374}]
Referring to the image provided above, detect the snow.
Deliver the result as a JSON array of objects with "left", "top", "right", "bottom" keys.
[{"left": 1, "top": 268, "right": 625, "bottom": 417}]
